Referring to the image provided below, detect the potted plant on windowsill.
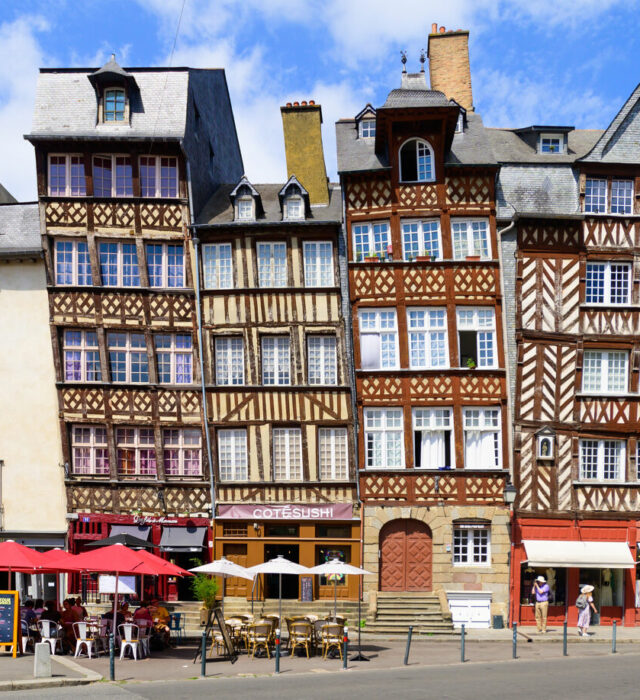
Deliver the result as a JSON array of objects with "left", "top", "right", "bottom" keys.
[
  {"left": 466, "top": 252, "right": 481, "bottom": 261},
  {"left": 416, "top": 250, "right": 432, "bottom": 262},
  {"left": 364, "top": 251, "right": 380, "bottom": 263},
  {"left": 466, "top": 358, "right": 477, "bottom": 370}
]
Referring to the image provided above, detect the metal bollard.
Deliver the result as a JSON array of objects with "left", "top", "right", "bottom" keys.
[
  {"left": 109, "top": 633, "right": 115, "bottom": 682},
  {"left": 275, "top": 628, "right": 281, "bottom": 674},
  {"left": 200, "top": 631, "right": 207, "bottom": 678},
  {"left": 461, "top": 623, "right": 466, "bottom": 662},
  {"left": 342, "top": 627, "right": 348, "bottom": 670},
  {"left": 512, "top": 622, "right": 517, "bottom": 659},
  {"left": 612, "top": 620, "right": 617, "bottom": 654},
  {"left": 563, "top": 621, "right": 568, "bottom": 656},
  {"left": 404, "top": 626, "right": 413, "bottom": 665}
]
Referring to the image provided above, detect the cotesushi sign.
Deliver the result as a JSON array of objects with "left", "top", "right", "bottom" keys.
[{"left": 217, "top": 504, "right": 353, "bottom": 520}]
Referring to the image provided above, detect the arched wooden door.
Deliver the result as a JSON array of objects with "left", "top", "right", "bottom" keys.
[{"left": 379, "top": 519, "right": 432, "bottom": 591}]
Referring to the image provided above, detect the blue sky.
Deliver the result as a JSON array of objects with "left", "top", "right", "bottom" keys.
[{"left": 1, "top": 0, "right": 640, "bottom": 200}]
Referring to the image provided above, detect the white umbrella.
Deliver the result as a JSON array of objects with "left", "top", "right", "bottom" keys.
[
  {"left": 189, "top": 556, "right": 254, "bottom": 617},
  {"left": 246, "top": 556, "right": 309, "bottom": 623}
]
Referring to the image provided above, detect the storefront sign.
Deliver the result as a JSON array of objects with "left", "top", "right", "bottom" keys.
[
  {"left": 217, "top": 503, "right": 353, "bottom": 521},
  {"left": 133, "top": 516, "right": 179, "bottom": 525}
]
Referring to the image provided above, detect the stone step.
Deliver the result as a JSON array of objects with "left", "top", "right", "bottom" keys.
[
  {"left": 375, "top": 614, "right": 446, "bottom": 622},
  {"left": 363, "top": 626, "right": 456, "bottom": 635}
]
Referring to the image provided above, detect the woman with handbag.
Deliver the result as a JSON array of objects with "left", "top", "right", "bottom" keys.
[{"left": 576, "top": 585, "right": 597, "bottom": 637}]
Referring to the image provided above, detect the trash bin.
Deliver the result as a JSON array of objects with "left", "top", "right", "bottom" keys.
[{"left": 492, "top": 615, "right": 504, "bottom": 629}]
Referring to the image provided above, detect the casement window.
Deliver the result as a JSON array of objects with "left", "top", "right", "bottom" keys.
[
  {"left": 399, "top": 138, "right": 434, "bottom": 182},
  {"left": 402, "top": 220, "right": 441, "bottom": 260},
  {"left": 582, "top": 350, "right": 628, "bottom": 394},
  {"left": 262, "top": 336, "right": 290, "bottom": 385},
  {"left": 116, "top": 427, "right": 156, "bottom": 477},
  {"left": 585, "top": 262, "right": 631, "bottom": 305},
  {"left": 451, "top": 219, "right": 490, "bottom": 260},
  {"left": 307, "top": 335, "right": 337, "bottom": 385},
  {"left": 303, "top": 241, "right": 334, "bottom": 287},
  {"left": 540, "top": 134, "right": 563, "bottom": 154},
  {"left": 273, "top": 427, "right": 303, "bottom": 480},
  {"left": 218, "top": 429, "right": 248, "bottom": 481},
  {"left": 407, "top": 308, "right": 448, "bottom": 369},
  {"left": 318, "top": 427, "right": 348, "bottom": 480},
  {"left": 364, "top": 408, "right": 404, "bottom": 469},
  {"left": 457, "top": 307, "right": 496, "bottom": 368},
  {"left": 202, "top": 243, "right": 233, "bottom": 289},
  {"left": 257, "top": 242, "right": 287, "bottom": 287},
  {"left": 71, "top": 425, "right": 109, "bottom": 475},
  {"left": 146, "top": 243, "right": 185, "bottom": 288},
  {"left": 359, "top": 309, "right": 398, "bottom": 370},
  {"left": 98, "top": 242, "right": 140, "bottom": 287},
  {"left": 163, "top": 429, "right": 201, "bottom": 476},
  {"left": 413, "top": 408, "right": 453, "bottom": 469},
  {"left": 139, "top": 156, "right": 178, "bottom": 198},
  {"left": 92, "top": 155, "right": 133, "bottom": 197},
  {"left": 215, "top": 337, "right": 244, "bottom": 385},
  {"left": 584, "top": 177, "right": 607, "bottom": 213},
  {"left": 610, "top": 180, "right": 633, "bottom": 214},
  {"left": 154, "top": 334, "right": 192, "bottom": 384},
  {"left": 585, "top": 177, "right": 633, "bottom": 215},
  {"left": 284, "top": 195, "right": 304, "bottom": 220},
  {"left": 580, "top": 439, "right": 625, "bottom": 481},
  {"left": 360, "top": 120, "right": 376, "bottom": 138},
  {"left": 63, "top": 330, "right": 101, "bottom": 382},
  {"left": 235, "top": 196, "right": 255, "bottom": 221},
  {"left": 104, "top": 88, "right": 125, "bottom": 122},
  {"left": 453, "top": 526, "right": 490, "bottom": 565},
  {"left": 54, "top": 239, "right": 92, "bottom": 285},
  {"left": 48, "top": 155, "right": 86, "bottom": 196},
  {"left": 107, "top": 332, "right": 149, "bottom": 383},
  {"left": 463, "top": 407, "right": 501, "bottom": 469},
  {"left": 353, "top": 221, "right": 390, "bottom": 261}
]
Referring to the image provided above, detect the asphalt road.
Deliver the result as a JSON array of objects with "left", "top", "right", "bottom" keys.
[{"left": 10, "top": 653, "right": 640, "bottom": 699}]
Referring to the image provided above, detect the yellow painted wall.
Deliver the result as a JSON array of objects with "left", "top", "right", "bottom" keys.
[{"left": 0, "top": 260, "right": 66, "bottom": 533}]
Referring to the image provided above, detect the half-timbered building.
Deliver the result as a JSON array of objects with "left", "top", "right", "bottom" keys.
[
  {"left": 25, "top": 57, "right": 243, "bottom": 599},
  {"left": 493, "top": 86, "right": 640, "bottom": 626},
  {"left": 194, "top": 101, "right": 359, "bottom": 602},
  {"left": 336, "top": 28, "right": 513, "bottom": 627}
]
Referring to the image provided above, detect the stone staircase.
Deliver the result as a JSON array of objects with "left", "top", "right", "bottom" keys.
[{"left": 364, "top": 591, "right": 457, "bottom": 636}]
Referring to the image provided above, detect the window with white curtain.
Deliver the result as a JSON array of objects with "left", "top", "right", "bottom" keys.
[
  {"left": 202, "top": 243, "right": 233, "bottom": 289},
  {"left": 359, "top": 309, "right": 398, "bottom": 370},
  {"left": 582, "top": 350, "right": 628, "bottom": 394},
  {"left": 457, "top": 307, "right": 496, "bottom": 368},
  {"left": 273, "top": 428, "right": 302, "bottom": 480},
  {"left": 218, "top": 429, "right": 248, "bottom": 481},
  {"left": 215, "top": 337, "right": 244, "bottom": 385},
  {"left": 413, "top": 408, "right": 452, "bottom": 469},
  {"left": 579, "top": 439, "right": 624, "bottom": 481},
  {"left": 407, "top": 308, "right": 448, "bottom": 369},
  {"left": 401, "top": 220, "right": 441, "bottom": 260},
  {"left": 303, "top": 241, "right": 334, "bottom": 287},
  {"left": 463, "top": 407, "right": 501, "bottom": 469},
  {"left": 364, "top": 408, "right": 404, "bottom": 469},
  {"left": 451, "top": 219, "right": 490, "bottom": 260},
  {"left": 318, "top": 427, "right": 348, "bottom": 480},
  {"left": 257, "top": 242, "right": 287, "bottom": 287},
  {"left": 307, "top": 336, "right": 337, "bottom": 385},
  {"left": 262, "top": 336, "right": 290, "bottom": 385}
]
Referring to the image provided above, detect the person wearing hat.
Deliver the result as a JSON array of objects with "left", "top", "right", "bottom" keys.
[
  {"left": 533, "top": 575, "right": 550, "bottom": 633},
  {"left": 577, "top": 585, "right": 598, "bottom": 637}
]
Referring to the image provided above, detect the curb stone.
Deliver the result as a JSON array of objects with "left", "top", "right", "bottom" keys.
[{"left": 0, "top": 654, "right": 103, "bottom": 693}]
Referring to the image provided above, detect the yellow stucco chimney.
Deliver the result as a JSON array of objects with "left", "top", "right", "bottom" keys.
[
  {"left": 280, "top": 101, "right": 329, "bottom": 206},
  {"left": 427, "top": 24, "right": 474, "bottom": 111}
]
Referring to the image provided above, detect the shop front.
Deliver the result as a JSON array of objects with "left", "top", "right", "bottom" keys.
[
  {"left": 214, "top": 503, "right": 361, "bottom": 601},
  {"left": 68, "top": 513, "right": 212, "bottom": 602},
  {"left": 511, "top": 518, "right": 636, "bottom": 627}
]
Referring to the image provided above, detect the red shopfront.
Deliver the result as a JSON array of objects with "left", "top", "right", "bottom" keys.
[
  {"left": 68, "top": 513, "right": 213, "bottom": 602},
  {"left": 510, "top": 518, "right": 637, "bottom": 627}
]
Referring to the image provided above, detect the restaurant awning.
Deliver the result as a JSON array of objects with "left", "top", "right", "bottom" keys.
[
  {"left": 523, "top": 540, "right": 635, "bottom": 569},
  {"left": 110, "top": 525, "right": 150, "bottom": 540},
  {"left": 159, "top": 527, "right": 206, "bottom": 553}
]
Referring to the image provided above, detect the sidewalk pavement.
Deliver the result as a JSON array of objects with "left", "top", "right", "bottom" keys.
[{"left": 0, "top": 651, "right": 100, "bottom": 692}]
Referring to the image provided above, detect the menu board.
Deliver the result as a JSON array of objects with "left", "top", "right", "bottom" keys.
[
  {"left": 300, "top": 576, "right": 313, "bottom": 602},
  {"left": 0, "top": 591, "right": 19, "bottom": 657}
]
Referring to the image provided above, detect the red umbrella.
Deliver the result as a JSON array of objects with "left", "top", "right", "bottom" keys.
[
  {"left": 134, "top": 549, "right": 192, "bottom": 578},
  {"left": 0, "top": 540, "right": 53, "bottom": 573},
  {"left": 41, "top": 549, "right": 78, "bottom": 567}
]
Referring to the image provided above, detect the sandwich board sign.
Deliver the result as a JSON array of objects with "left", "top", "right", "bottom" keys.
[{"left": 0, "top": 591, "right": 19, "bottom": 657}]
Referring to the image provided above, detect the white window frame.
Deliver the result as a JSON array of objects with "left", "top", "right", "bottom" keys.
[
  {"left": 116, "top": 427, "right": 157, "bottom": 478},
  {"left": 92, "top": 154, "right": 133, "bottom": 197},
  {"left": 318, "top": 427, "right": 348, "bottom": 480},
  {"left": 273, "top": 427, "right": 303, "bottom": 480},
  {"left": 139, "top": 156, "right": 179, "bottom": 198},
  {"left": 413, "top": 408, "right": 453, "bottom": 469},
  {"left": 584, "top": 177, "right": 607, "bottom": 213},
  {"left": 303, "top": 241, "right": 334, "bottom": 287},
  {"left": 71, "top": 425, "right": 109, "bottom": 475},
  {"left": 202, "top": 243, "right": 233, "bottom": 289},
  {"left": 358, "top": 309, "right": 399, "bottom": 370},
  {"left": 163, "top": 428, "right": 202, "bottom": 477},
  {"left": 456, "top": 307, "right": 497, "bottom": 369},
  {"left": 359, "top": 119, "right": 376, "bottom": 138},
  {"left": 463, "top": 407, "right": 502, "bottom": 470},
  {"left": 352, "top": 221, "right": 390, "bottom": 261},
  {"left": 235, "top": 196, "right": 255, "bottom": 221},
  {"left": 63, "top": 329, "right": 102, "bottom": 382},
  {"left": 107, "top": 332, "right": 149, "bottom": 383},
  {"left": 407, "top": 308, "right": 448, "bottom": 369},
  {"left": 579, "top": 439, "right": 625, "bottom": 482},
  {"left": 154, "top": 334, "right": 193, "bottom": 384},
  {"left": 98, "top": 241, "right": 140, "bottom": 287},
  {"left": 585, "top": 262, "right": 631, "bottom": 305},
  {"left": 539, "top": 133, "right": 564, "bottom": 154},
  {"left": 146, "top": 242, "right": 185, "bottom": 288},
  {"left": 284, "top": 195, "right": 304, "bottom": 220},
  {"left": 363, "top": 408, "right": 404, "bottom": 469},
  {"left": 611, "top": 179, "right": 634, "bottom": 215},
  {"left": 451, "top": 219, "right": 491, "bottom": 260},
  {"left": 257, "top": 241, "right": 287, "bottom": 287},
  {"left": 48, "top": 154, "right": 86, "bottom": 196},
  {"left": 218, "top": 429, "right": 248, "bottom": 481},
  {"left": 453, "top": 526, "right": 491, "bottom": 566},
  {"left": 401, "top": 219, "right": 442, "bottom": 261},
  {"left": 399, "top": 138, "right": 435, "bottom": 183},
  {"left": 307, "top": 335, "right": 337, "bottom": 385},
  {"left": 582, "top": 350, "right": 628, "bottom": 394},
  {"left": 54, "top": 238, "right": 93, "bottom": 286},
  {"left": 215, "top": 336, "right": 245, "bottom": 386},
  {"left": 262, "top": 336, "right": 291, "bottom": 385}
]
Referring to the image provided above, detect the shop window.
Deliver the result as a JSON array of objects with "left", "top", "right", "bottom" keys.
[
  {"left": 222, "top": 523, "right": 248, "bottom": 537},
  {"left": 521, "top": 566, "right": 567, "bottom": 607},
  {"left": 316, "top": 545, "right": 350, "bottom": 586},
  {"left": 316, "top": 525, "right": 351, "bottom": 538},
  {"left": 581, "top": 568, "right": 623, "bottom": 609},
  {"left": 265, "top": 524, "right": 299, "bottom": 537}
]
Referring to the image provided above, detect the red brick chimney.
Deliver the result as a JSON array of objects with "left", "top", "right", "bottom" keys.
[{"left": 427, "top": 24, "right": 473, "bottom": 111}]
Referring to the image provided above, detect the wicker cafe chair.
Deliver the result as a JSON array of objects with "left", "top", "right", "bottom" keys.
[
  {"left": 289, "top": 621, "right": 313, "bottom": 658},
  {"left": 211, "top": 623, "right": 235, "bottom": 656},
  {"left": 224, "top": 618, "right": 245, "bottom": 651},
  {"left": 320, "top": 623, "right": 343, "bottom": 660},
  {"left": 247, "top": 622, "right": 273, "bottom": 659}
]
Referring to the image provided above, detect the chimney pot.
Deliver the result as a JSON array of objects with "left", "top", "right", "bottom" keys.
[
  {"left": 301, "top": 100, "right": 307, "bottom": 106},
  {"left": 431, "top": 23, "right": 437, "bottom": 33},
  {"left": 309, "top": 100, "right": 315, "bottom": 105},
  {"left": 439, "top": 26, "right": 446, "bottom": 33},
  {"left": 293, "top": 101, "right": 299, "bottom": 106},
  {"left": 286, "top": 102, "right": 292, "bottom": 107}
]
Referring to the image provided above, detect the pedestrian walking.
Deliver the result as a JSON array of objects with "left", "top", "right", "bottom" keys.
[
  {"left": 533, "top": 575, "right": 550, "bottom": 633},
  {"left": 576, "top": 584, "right": 597, "bottom": 637}
]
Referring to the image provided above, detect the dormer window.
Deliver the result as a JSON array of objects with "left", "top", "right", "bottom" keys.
[
  {"left": 540, "top": 133, "right": 564, "bottom": 154},
  {"left": 104, "top": 88, "right": 126, "bottom": 122},
  {"left": 360, "top": 120, "right": 376, "bottom": 138},
  {"left": 284, "top": 195, "right": 304, "bottom": 220},
  {"left": 399, "top": 139, "right": 435, "bottom": 183},
  {"left": 236, "top": 196, "right": 255, "bottom": 221}
]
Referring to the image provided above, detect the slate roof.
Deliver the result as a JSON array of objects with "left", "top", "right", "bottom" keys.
[
  {"left": 0, "top": 203, "right": 41, "bottom": 256},
  {"left": 381, "top": 88, "right": 450, "bottom": 109},
  {"left": 486, "top": 127, "right": 602, "bottom": 164},
  {"left": 197, "top": 183, "right": 342, "bottom": 226}
]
